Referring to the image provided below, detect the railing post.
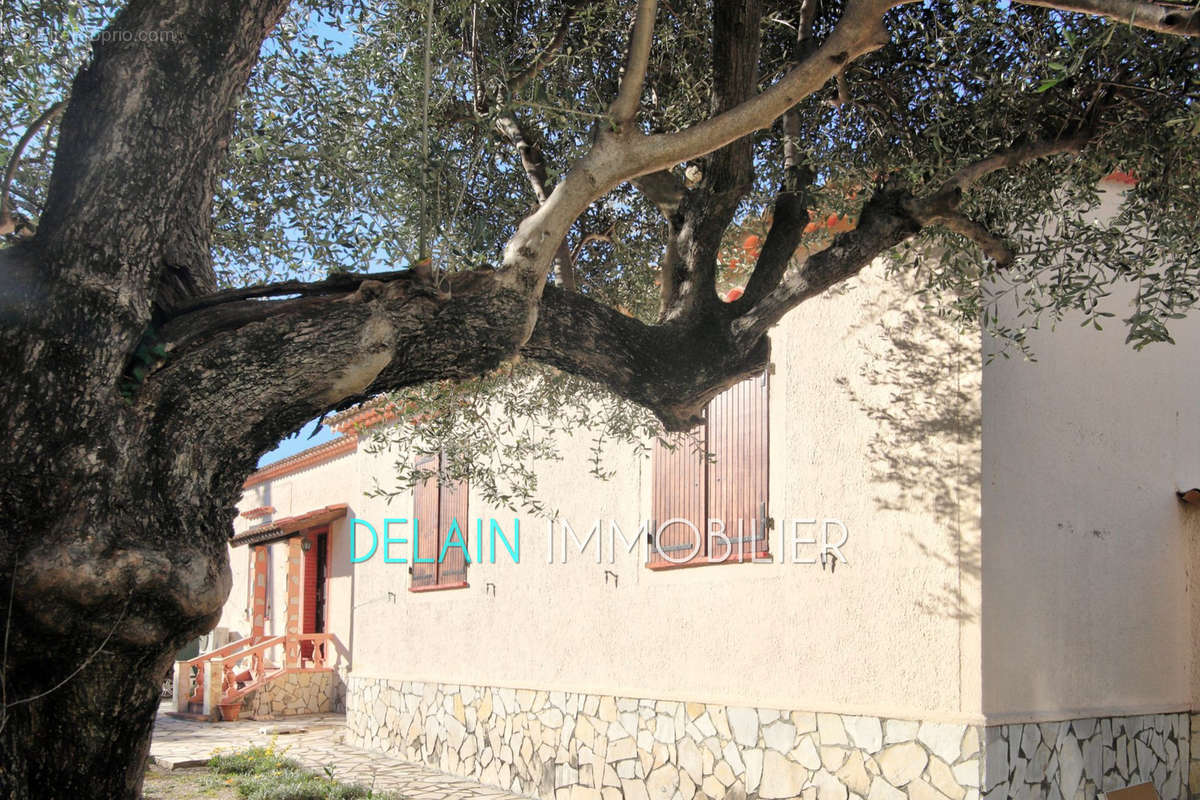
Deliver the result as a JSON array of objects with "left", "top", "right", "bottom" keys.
[
  {"left": 173, "top": 661, "right": 188, "bottom": 713},
  {"left": 202, "top": 657, "right": 224, "bottom": 719},
  {"left": 285, "top": 537, "right": 302, "bottom": 668}
]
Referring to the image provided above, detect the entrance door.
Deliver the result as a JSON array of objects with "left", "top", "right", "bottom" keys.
[
  {"left": 301, "top": 528, "right": 329, "bottom": 661},
  {"left": 313, "top": 531, "right": 328, "bottom": 634}
]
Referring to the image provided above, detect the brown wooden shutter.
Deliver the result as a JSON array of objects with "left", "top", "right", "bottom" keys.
[
  {"left": 437, "top": 475, "right": 469, "bottom": 586},
  {"left": 650, "top": 425, "right": 706, "bottom": 566},
  {"left": 649, "top": 370, "right": 769, "bottom": 568},
  {"left": 411, "top": 454, "right": 439, "bottom": 589},
  {"left": 706, "top": 371, "right": 769, "bottom": 561}
]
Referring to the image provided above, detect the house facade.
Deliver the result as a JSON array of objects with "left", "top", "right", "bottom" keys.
[{"left": 211, "top": 189, "right": 1200, "bottom": 800}]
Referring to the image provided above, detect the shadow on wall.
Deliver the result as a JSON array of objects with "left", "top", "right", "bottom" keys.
[
  {"left": 329, "top": 512, "right": 356, "bottom": 675},
  {"left": 836, "top": 291, "right": 982, "bottom": 624}
]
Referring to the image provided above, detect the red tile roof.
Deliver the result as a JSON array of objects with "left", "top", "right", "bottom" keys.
[
  {"left": 240, "top": 505, "right": 276, "bottom": 519},
  {"left": 243, "top": 436, "right": 357, "bottom": 489},
  {"left": 230, "top": 503, "right": 349, "bottom": 546}
]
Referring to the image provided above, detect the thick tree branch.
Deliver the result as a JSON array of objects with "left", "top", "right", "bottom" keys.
[
  {"left": 731, "top": 132, "right": 1094, "bottom": 341},
  {"left": 623, "top": 0, "right": 901, "bottom": 175},
  {"left": 724, "top": 8, "right": 820, "bottom": 314},
  {"left": 944, "top": 135, "right": 1092, "bottom": 192},
  {"left": 496, "top": 0, "right": 900, "bottom": 300},
  {"left": 36, "top": 0, "right": 291, "bottom": 320},
  {"left": 661, "top": 0, "right": 765, "bottom": 321},
  {"left": 631, "top": 170, "right": 685, "bottom": 217},
  {"left": 728, "top": 159, "right": 814, "bottom": 311},
  {"left": 150, "top": 269, "right": 528, "bottom": 465},
  {"left": 155, "top": 266, "right": 759, "bottom": 450},
  {"left": 609, "top": 0, "right": 659, "bottom": 127},
  {"left": 170, "top": 127, "right": 1089, "bottom": 442},
  {"left": 1013, "top": 0, "right": 1200, "bottom": 35},
  {"left": 731, "top": 188, "right": 923, "bottom": 345},
  {"left": 1, "top": 101, "right": 65, "bottom": 237},
  {"left": 495, "top": 113, "right": 578, "bottom": 291},
  {"left": 729, "top": 50, "right": 816, "bottom": 315},
  {"left": 525, "top": 286, "right": 769, "bottom": 429}
]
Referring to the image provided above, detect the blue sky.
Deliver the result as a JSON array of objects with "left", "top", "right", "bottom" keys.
[
  {"left": 254, "top": 15, "right": 391, "bottom": 469},
  {"left": 258, "top": 417, "right": 340, "bottom": 467}
]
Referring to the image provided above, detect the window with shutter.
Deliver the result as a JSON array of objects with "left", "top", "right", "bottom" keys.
[
  {"left": 410, "top": 452, "right": 470, "bottom": 591},
  {"left": 649, "top": 423, "right": 706, "bottom": 568},
  {"left": 438, "top": 477, "right": 469, "bottom": 586},
  {"left": 649, "top": 371, "right": 769, "bottom": 569}
]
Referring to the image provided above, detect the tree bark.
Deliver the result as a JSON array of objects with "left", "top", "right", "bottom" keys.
[
  {"left": 0, "top": 0, "right": 291, "bottom": 795},
  {"left": 0, "top": 0, "right": 1144, "bottom": 795},
  {"left": 0, "top": 1, "right": 903, "bottom": 788}
]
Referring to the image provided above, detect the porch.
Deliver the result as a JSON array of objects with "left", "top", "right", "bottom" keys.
[
  {"left": 174, "top": 506, "right": 349, "bottom": 721},
  {"left": 170, "top": 631, "right": 340, "bottom": 721}
]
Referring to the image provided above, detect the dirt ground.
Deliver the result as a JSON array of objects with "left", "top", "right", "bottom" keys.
[{"left": 142, "top": 765, "right": 239, "bottom": 800}]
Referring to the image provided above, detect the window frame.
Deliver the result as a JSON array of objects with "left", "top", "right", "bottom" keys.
[
  {"left": 647, "top": 370, "right": 770, "bottom": 570},
  {"left": 410, "top": 452, "right": 471, "bottom": 592}
]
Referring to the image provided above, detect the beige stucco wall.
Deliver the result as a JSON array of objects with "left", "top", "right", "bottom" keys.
[
  {"left": 979, "top": 192, "right": 1200, "bottom": 722},
  {"left": 223, "top": 260, "right": 984, "bottom": 723}
]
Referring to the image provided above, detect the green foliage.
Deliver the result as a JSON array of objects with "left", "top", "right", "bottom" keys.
[
  {"left": 208, "top": 745, "right": 389, "bottom": 800},
  {"left": 794, "top": 2, "right": 1200, "bottom": 352},
  {"left": 362, "top": 359, "right": 659, "bottom": 515},
  {"left": 4, "top": 1, "right": 1199, "bottom": 498},
  {"left": 1, "top": 2, "right": 113, "bottom": 234},
  {"left": 209, "top": 744, "right": 302, "bottom": 776}
]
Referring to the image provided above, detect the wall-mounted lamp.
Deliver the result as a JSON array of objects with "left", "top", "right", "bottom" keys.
[
  {"left": 300, "top": 538, "right": 312, "bottom": 552},
  {"left": 1179, "top": 489, "right": 1200, "bottom": 506}
]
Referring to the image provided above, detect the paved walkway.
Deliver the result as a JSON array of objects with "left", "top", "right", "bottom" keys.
[{"left": 150, "top": 707, "right": 530, "bottom": 800}]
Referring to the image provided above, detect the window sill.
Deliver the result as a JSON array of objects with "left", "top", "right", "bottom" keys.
[
  {"left": 409, "top": 581, "right": 469, "bottom": 593},
  {"left": 646, "top": 552, "right": 771, "bottom": 571}
]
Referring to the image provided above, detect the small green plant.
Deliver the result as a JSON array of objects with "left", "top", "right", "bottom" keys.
[
  {"left": 209, "top": 742, "right": 299, "bottom": 776},
  {"left": 206, "top": 744, "right": 392, "bottom": 800}
]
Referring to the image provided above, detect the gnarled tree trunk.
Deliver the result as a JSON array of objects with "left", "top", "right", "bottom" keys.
[
  {"left": 0, "top": 0, "right": 909, "bottom": 789},
  {"left": 3, "top": 0, "right": 1175, "bottom": 794}
]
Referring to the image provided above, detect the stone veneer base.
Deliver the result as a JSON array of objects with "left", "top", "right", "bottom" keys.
[
  {"left": 344, "top": 677, "right": 1192, "bottom": 800},
  {"left": 243, "top": 669, "right": 346, "bottom": 720},
  {"left": 983, "top": 714, "right": 1187, "bottom": 800}
]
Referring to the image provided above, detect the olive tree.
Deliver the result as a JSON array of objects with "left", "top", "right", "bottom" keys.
[{"left": 0, "top": 0, "right": 1197, "bottom": 795}]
